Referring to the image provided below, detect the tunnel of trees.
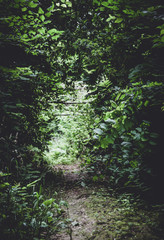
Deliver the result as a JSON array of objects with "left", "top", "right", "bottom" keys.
[{"left": 0, "top": 0, "right": 164, "bottom": 239}]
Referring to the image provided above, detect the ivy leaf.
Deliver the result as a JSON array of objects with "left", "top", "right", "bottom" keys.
[
  {"left": 102, "top": 2, "right": 109, "bottom": 7},
  {"left": 119, "top": 94, "right": 126, "bottom": 100},
  {"left": 22, "top": 33, "right": 28, "bottom": 38},
  {"left": 107, "top": 5, "right": 119, "bottom": 10},
  {"left": 106, "top": 16, "right": 116, "bottom": 22},
  {"left": 48, "top": 28, "right": 58, "bottom": 35},
  {"left": 38, "top": 7, "right": 44, "bottom": 14},
  {"left": 93, "top": 0, "right": 101, "bottom": 6},
  {"left": 61, "top": 4, "right": 67, "bottom": 8},
  {"left": 160, "top": 29, "right": 164, "bottom": 35},
  {"left": 22, "top": 7, "right": 27, "bottom": 12},
  {"left": 161, "top": 36, "right": 164, "bottom": 42},
  {"left": 29, "top": 30, "right": 36, "bottom": 35},
  {"left": 45, "top": 12, "right": 52, "bottom": 17},
  {"left": 38, "top": 28, "right": 45, "bottom": 34},
  {"left": 123, "top": 9, "right": 135, "bottom": 15},
  {"left": 67, "top": 1, "right": 72, "bottom": 7},
  {"left": 144, "top": 100, "right": 149, "bottom": 107},
  {"left": 100, "top": 7, "right": 105, "bottom": 11},
  {"left": 40, "top": 15, "right": 45, "bottom": 22},
  {"left": 52, "top": 35, "right": 61, "bottom": 40},
  {"left": 115, "top": 18, "right": 123, "bottom": 23},
  {"left": 28, "top": 1, "right": 38, "bottom": 8},
  {"left": 47, "top": 3, "right": 55, "bottom": 11}
]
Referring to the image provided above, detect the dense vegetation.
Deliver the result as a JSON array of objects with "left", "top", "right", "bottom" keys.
[{"left": 0, "top": 0, "right": 164, "bottom": 239}]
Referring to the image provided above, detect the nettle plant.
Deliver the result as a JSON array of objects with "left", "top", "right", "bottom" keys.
[{"left": 89, "top": 82, "right": 163, "bottom": 189}]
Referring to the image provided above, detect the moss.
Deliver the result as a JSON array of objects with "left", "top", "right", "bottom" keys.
[
  {"left": 85, "top": 188, "right": 164, "bottom": 240},
  {"left": 47, "top": 170, "right": 164, "bottom": 240}
]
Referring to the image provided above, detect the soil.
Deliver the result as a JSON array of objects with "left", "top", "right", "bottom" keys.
[{"left": 48, "top": 164, "right": 164, "bottom": 240}]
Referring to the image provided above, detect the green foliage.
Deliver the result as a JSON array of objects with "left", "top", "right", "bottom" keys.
[
  {"left": 0, "top": 174, "right": 64, "bottom": 240},
  {"left": 44, "top": 85, "right": 94, "bottom": 166},
  {"left": 0, "top": 1, "right": 68, "bottom": 238},
  {"left": 65, "top": 0, "right": 164, "bottom": 199},
  {"left": 0, "top": 1, "right": 164, "bottom": 238},
  {"left": 86, "top": 81, "right": 163, "bottom": 193}
]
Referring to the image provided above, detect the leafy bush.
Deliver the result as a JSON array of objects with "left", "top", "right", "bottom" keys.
[
  {"left": 87, "top": 81, "right": 164, "bottom": 194},
  {"left": 0, "top": 173, "right": 65, "bottom": 240}
]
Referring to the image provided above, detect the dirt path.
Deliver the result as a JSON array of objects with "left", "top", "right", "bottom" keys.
[
  {"left": 52, "top": 164, "right": 96, "bottom": 239},
  {"left": 50, "top": 164, "right": 164, "bottom": 240}
]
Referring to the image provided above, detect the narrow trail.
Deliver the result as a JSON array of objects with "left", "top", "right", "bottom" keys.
[
  {"left": 49, "top": 164, "right": 164, "bottom": 240},
  {"left": 52, "top": 164, "right": 96, "bottom": 240}
]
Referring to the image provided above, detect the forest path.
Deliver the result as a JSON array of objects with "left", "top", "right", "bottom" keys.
[
  {"left": 52, "top": 164, "right": 96, "bottom": 239},
  {"left": 50, "top": 164, "right": 164, "bottom": 240}
]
